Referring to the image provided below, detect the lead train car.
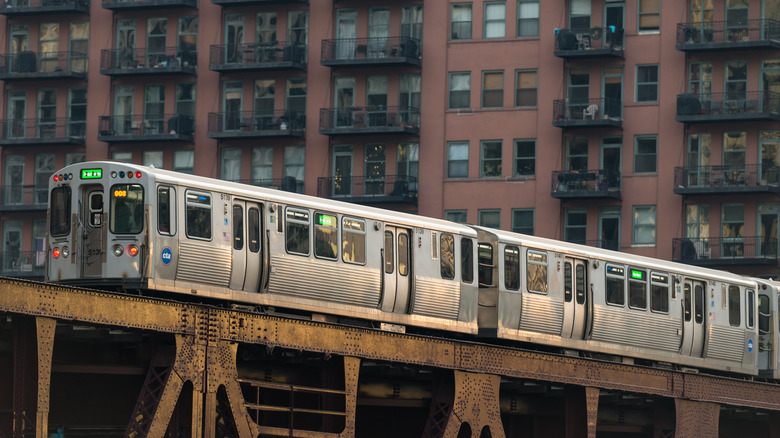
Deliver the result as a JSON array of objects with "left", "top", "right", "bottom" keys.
[
  {"left": 46, "top": 162, "right": 479, "bottom": 335},
  {"left": 474, "top": 227, "right": 759, "bottom": 376}
]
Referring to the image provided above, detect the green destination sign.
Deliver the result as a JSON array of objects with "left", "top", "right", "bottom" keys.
[{"left": 81, "top": 169, "right": 103, "bottom": 179}]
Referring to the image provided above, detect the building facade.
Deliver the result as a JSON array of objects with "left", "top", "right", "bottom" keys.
[{"left": 0, "top": 0, "right": 778, "bottom": 279}]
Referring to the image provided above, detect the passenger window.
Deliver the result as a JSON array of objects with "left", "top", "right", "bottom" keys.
[
  {"left": 89, "top": 192, "right": 103, "bottom": 227},
  {"left": 342, "top": 218, "right": 366, "bottom": 264},
  {"left": 50, "top": 186, "right": 71, "bottom": 237},
  {"left": 683, "top": 283, "right": 692, "bottom": 322},
  {"left": 185, "top": 192, "right": 211, "bottom": 240},
  {"left": 628, "top": 268, "right": 647, "bottom": 310},
  {"left": 248, "top": 208, "right": 260, "bottom": 253},
  {"left": 576, "top": 264, "right": 586, "bottom": 305},
  {"left": 504, "top": 245, "right": 520, "bottom": 291},
  {"left": 478, "top": 243, "right": 494, "bottom": 287},
  {"left": 526, "top": 250, "right": 547, "bottom": 294},
  {"left": 157, "top": 187, "right": 175, "bottom": 235},
  {"left": 314, "top": 212, "right": 338, "bottom": 260},
  {"left": 461, "top": 238, "right": 474, "bottom": 283},
  {"left": 564, "top": 261, "right": 572, "bottom": 302},
  {"left": 747, "top": 289, "right": 755, "bottom": 329},
  {"left": 440, "top": 233, "right": 455, "bottom": 280},
  {"left": 398, "top": 234, "right": 409, "bottom": 276},
  {"left": 728, "top": 285, "right": 741, "bottom": 327},
  {"left": 384, "top": 232, "right": 394, "bottom": 274},
  {"left": 694, "top": 284, "right": 704, "bottom": 324},
  {"left": 650, "top": 273, "right": 669, "bottom": 313},
  {"left": 285, "top": 208, "right": 310, "bottom": 255},
  {"left": 233, "top": 205, "right": 244, "bottom": 250},
  {"left": 759, "top": 295, "right": 770, "bottom": 333},
  {"left": 605, "top": 265, "right": 625, "bottom": 306},
  {"left": 111, "top": 184, "right": 144, "bottom": 235}
]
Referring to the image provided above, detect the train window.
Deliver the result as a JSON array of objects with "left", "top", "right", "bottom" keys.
[
  {"left": 233, "top": 205, "right": 244, "bottom": 250},
  {"left": 248, "top": 208, "right": 260, "bottom": 253},
  {"left": 478, "top": 243, "right": 494, "bottom": 287},
  {"left": 694, "top": 284, "right": 704, "bottom": 324},
  {"left": 650, "top": 273, "right": 669, "bottom": 313},
  {"left": 628, "top": 269, "right": 647, "bottom": 310},
  {"left": 461, "top": 238, "right": 474, "bottom": 284},
  {"left": 683, "top": 283, "right": 692, "bottom": 322},
  {"left": 564, "top": 261, "right": 572, "bottom": 302},
  {"left": 111, "top": 184, "right": 144, "bottom": 235},
  {"left": 526, "top": 250, "right": 548, "bottom": 294},
  {"left": 342, "top": 218, "right": 366, "bottom": 265},
  {"left": 185, "top": 192, "right": 211, "bottom": 240},
  {"left": 576, "top": 263, "right": 586, "bottom": 305},
  {"left": 398, "top": 234, "right": 409, "bottom": 276},
  {"left": 285, "top": 208, "right": 310, "bottom": 256},
  {"left": 728, "top": 285, "right": 741, "bottom": 327},
  {"left": 440, "top": 233, "right": 455, "bottom": 280},
  {"left": 504, "top": 245, "right": 520, "bottom": 291},
  {"left": 157, "top": 187, "right": 175, "bottom": 235},
  {"left": 747, "top": 289, "right": 755, "bottom": 329},
  {"left": 385, "top": 232, "right": 394, "bottom": 274},
  {"left": 759, "top": 295, "right": 770, "bottom": 334},
  {"left": 314, "top": 212, "right": 338, "bottom": 260},
  {"left": 605, "top": 265, "right": 625, "bottom": 306},
  {"left": 50, "top": 186, "right": 71, "bottom": 236}
]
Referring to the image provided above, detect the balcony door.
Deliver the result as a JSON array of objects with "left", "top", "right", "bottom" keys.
[
  {"left": 601, "top": 137, "right": 621, "bottom": 189},
  {"left": 761, "top": 59, "right": 780, "bottom": 113},
  {"left": 225, "top": 14, "right": 245, "bottom": 64},
  {"left": 4, "top": 155, "right": 24, "bottom": 206},
  {"left": 761, "top": 134, "right": 780, "bottom": 185},
  {"left": 759, "top": 204, "right": 780, "bottom": 258},
  {"left": 335, "top": 9, "right": 357, "bottom": 59},
  {"left": 333, "top": 145, "right": 353, "bottom": 197},
  {"left": 598, "top": 207, "right": 620, "bottom": 251},
  {"left": 368, "top": 7, "right": 390, "bottom": 58},
  {"left": 604, "top": 1, "right": 624, "bottom": 46},
  {"left": 223, "top": 81, "right": 243, "bottom": 131},
  {"left": 687, "top": 133, "right": 711, "bottom": 187},
  {"left": 113, "top": 85, "right": 134, "bottom": 135},
  {"left": 3, "top": 221, "right": 22, "bottom": 271},
  {"left": 7, "top": 90, "right": 26, "bottom": 140},
  {"left": 334, "top": 76, "right": 355, "bottom": 127},
  {"left": 116, "top": 19, "right": 136, "bottom": 68},
  {"left": 602, "top": 66, "right": 623, "bottom": 119},
  {"left": 9, "top": 24, "right": 29, "bottom": 73}
]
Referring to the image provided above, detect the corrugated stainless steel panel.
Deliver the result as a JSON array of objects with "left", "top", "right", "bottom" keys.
[
  {"left": 706, "top": 325, "right": 745, "bottom": 363},
  {"left": 176, "top": 241, "right": 231, "bottom": 286},
  {"left": 519, "top": 293, "right": 562, "bottom": 335},
  {"left": 269, "top": 254, "right": 381, "bottom": 307},
  {"left": 591, "top": 306, "right": 681, "bottom": 352},
  {"left": 412, "top": 277, "right": 460, "bottom": 320}
]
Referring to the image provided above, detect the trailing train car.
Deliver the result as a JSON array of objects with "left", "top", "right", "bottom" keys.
[
  {"left": 755, "top": 278, "right": 780, "bottom": 379},
  {"left": 46, "top": 161, "right": 480, "bottom": 334},
  {"left": 474, "top": 227, "right": 759, "bottom": 376}
]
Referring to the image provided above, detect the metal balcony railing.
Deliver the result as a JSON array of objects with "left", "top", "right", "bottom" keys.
[
  {"left": 321, "top": 37, "right": 421, "bottom": 65},
  {"left": 673, "top": 164, "right": 780, "bottom": 195},
  {"left": 0, "top": 51, "right": 87, "bottom": 78},
  {"left": 676, "top": 91, "right": 780, "bottom": 122},
  {"left": 551, "top": 169, "right": 621, "bottom": 200},
  {"left": 0, "top": 0, "right": 89, "bottom": 14},
  {"left": 676, "top": 19, "right": 780, "bottom": 48},
  {"left": 317, "top": 175, "right": 418, "bottom": 204},
  {"left": 207, "top": 110, "right": 305, "bottom": 139},
  {"left": 0, "top": 117, "right": 85, "bottom": 144},
  {"left": 98, "top": 114, "right": 193, "bottom": 139},
  {"left": 209, "top": 41, "right": 306, "bottom": 69},
  {"left": 554, "top": 26, "right": 624, "bottom": 58},
  {"left": 552, "top": 97, "right": 622, "bottom": 127},
  {"left": 102, "top": 0, "right": 195, "bottom": 8},
  {"left": 673, "top": 236, "right": 779, "bottom": 265},
  {"left": 0, "top": 251, "right": 46, "bottom": 277},
  {"left": 227, "top": 177, "right": 304, "bottom": 194},
  {"left": 0, "top": 185, "right": 49, "bottom": 209},
  {"left": 319, "top": 106, "right": 420, "bottom": 135},
  {"left": 100, "top": 47, "right": 197, "bottom": 73}
]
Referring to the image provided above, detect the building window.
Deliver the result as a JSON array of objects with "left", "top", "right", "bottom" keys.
[
  {"left": 69, "top": 21, "right": 89, "bottom": 72},
  {"left": 284, "top": 145, "right": 305, "bottom": 191},
  {"left": 638, "top": 0, "right": 660, "bottom": 32},
  {"left": 397, "top": 143, "right": 419, "bottom": 192},
  {"left": 286, "top": 78, "right": 307, "bottom": 114},
  {"left": 636, "top": 65, "right": 659, "bottom": 102},
  {"left": 633, "top": 206, "right": 656, "bottom": 245},
  {"left": 688, "top": 62, "right": 713, "bottom": 96},
  {"left": 449, "top": 72, "right": 471, "bottom": 109},
  {"left": 514, "top": 139, "right": 535, "bottom": 176},
  {"left": 174, "top": 150, "right": 194, "bottom": 174},
  {"left": 288, "top": 10, "right": 308, "bottom": 47},
  {"left": 634, "top": 135, "right": 657, "bottom": 173},
  {"left": 34, "top": 154, "right": 54, "bottom": 205},
  {"left": 479, "top": 209, "right": 501, "bottom": 229},
  {"left": 482, "top": 71, "right": 504, "bottom": 108},
  {"left": 221, "top": 148, "right": 242, "bottom": 181},
  {"left": 447, "top": 141, "right": 469, "bottom": 178},
  {"left": 515, "top": 70, "right": 537, "bottom": 107},
  {"left": 112, "top": 151, "right": 132, "bottom": 163},
  {"left": 484, "top": 2, "right": 506, "bottom": 39},
  {"left": 147, "top": 17, "right": 168, "bottom": 62},
  {"left": 67, "top": 87, "right": 87, "bottom": 138},
  {"left": 178, "top": 16, "right": 198, "bottom": 63},
  {"left": 566, "top": 137, "right": 588, "bottom": 171},
  {"left": 252, "top": 146, "right": 273, "bottom": 184},
  {"left": 65, "top": 152, "right": 85, "bottom": 165},
  {"left": 256, "top": 12, "right": 276, "bottom": 45},
  {"left": 517, "top": 0, "right": 539, "bottom": 37},
  {"left": 564, "top": 208, "right": 586, "bottom": 244},
  {"left": 254, "top": 79, "right": 275, "bottom": 121},
  {"left": 480, "top": 140, "right": 502, "bottom": 178},
  {"left": 37, "top": 89, "right": 56, "bottom": 138},
  {"left": 446, "top": 210, "right": 468, "bottom": 223},
  {"left": 512, "top": 209, "right": 534, "bottom": 235},
  {"left": 726, "top": 60, "right": 747, "bottom": 102},
  {"left": 451, "top": 3, "right": 472, "bottom": 40},
  {"left": 144, "top": 84, "right": 165, "bottom": 133},
  {"left": 569, "top": 0, "right": 591, "bottom": 29},
  {"left": 143, "top": 151, "right": 163, "bottom": 168},
  {"left": 364, "top": 143, "right": 386, "bottom": 195},
  {"left": 175, "top": 83, "right": 196, "bottom": 118},
  {"left": 723, "top": 131, "right": 747, "bottom": 171},
  {"left": 722, "top": 203, "right": 744, "bottom": 258},
  {"left": 686, "top": 204, "right": 710, "bottom": 241}
]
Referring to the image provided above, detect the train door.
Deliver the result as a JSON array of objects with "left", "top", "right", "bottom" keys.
[
  {"left": 757, "top": 291, "right": 773, "bottom": 372},
  {"left": 380, "top": 226, "right": 411, "bottom": 313},
  {"left": 229, "top": 200, "right": 262, "bottom": 292},
  {"left": 81, "top": 185, "right": 105, "bottom": 277},
  {"left": 562, "top": 257, "right": 588, "bottom": 339},
  {"left": 681, "top": 279, "right": 706, "bottom": 357}
]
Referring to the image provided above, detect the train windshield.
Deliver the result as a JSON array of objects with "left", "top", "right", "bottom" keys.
[
  {"left": 50, "top": 186, "right": 71, "bottom": 236},
  {"left": 110, "top": 184, "right": 144, "bottom": 234}
]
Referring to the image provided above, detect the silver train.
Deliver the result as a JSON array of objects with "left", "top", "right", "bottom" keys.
[{"left": 45, "top": 161, "right": 780, "bottom": 378}]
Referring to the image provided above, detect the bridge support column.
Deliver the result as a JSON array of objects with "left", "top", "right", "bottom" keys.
[
  {"left": 674, "top": 399, "right": 719, "bottom": 438},
  {"left": 33, "top": 317, "right": 55, "bottom": 438},
  {"left": 337, "top": 356, "right": 361, "bottom": 438},
  {"left": 564, "top": 386, "right": 599, "bottom": 438}
]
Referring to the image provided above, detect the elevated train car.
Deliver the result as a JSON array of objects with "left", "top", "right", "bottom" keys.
[{"left": 754, "top": 279, "right": 780, "bottom": 379}]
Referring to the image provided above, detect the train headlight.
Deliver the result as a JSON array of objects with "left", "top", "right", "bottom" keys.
[
  {"left": 61, "top": 246, "right": 69, "bottom": 258},
  {"left": 113, "top": 244, "right": 124, "bottom": 256},
  {"left": 126, "top": 244, "right": 139, "bottom": 257},
  {"left": 52, "top": 248, "right": 60, "bottom": 259}
]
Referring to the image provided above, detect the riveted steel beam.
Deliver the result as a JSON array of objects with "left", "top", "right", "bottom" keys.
[
  {"left": 34, "top": 317, "right": 55, "bottom": 438},
  {"left": 675, "top": 399, "right": 720, "bottom": 438}
]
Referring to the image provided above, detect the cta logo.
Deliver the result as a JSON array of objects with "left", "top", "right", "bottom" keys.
[{"left": 161, "top": 247, "right": 173, "bottom": 265}]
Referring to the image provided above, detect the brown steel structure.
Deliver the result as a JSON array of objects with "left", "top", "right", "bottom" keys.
[{"left": 1, "top": 277, "right": 780, "bottom": 437}]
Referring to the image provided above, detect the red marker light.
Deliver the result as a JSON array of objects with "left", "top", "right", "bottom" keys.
[
  {"left": 53, "top": 175, "right": 59, "bottom": 182},
  {"left": 135, "top": 171, "right": 142, "bottom": 178},
  {"left": 126, "top": 244, "right": 139, "bottom": 257},
  {"left": 52, "top": 248, "right": 60, "bottom": 258}
]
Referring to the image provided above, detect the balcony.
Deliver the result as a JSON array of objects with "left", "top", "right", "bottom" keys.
[
  {"left": 551, "top": 169, "right": 621, "bottom": 200},
  {"left": 553, "top": 98, "right": 622, "bottom": 129},
  {"left": 554, "top": 26, "right": 624, "bottom": 59},
  {"left": 228, "top": 177, "right": 304, "bottom": 194},
  {"left": 0, "top": 251, "right": 45, "bottom": 280},
  {"left": 211, "top": 0, "right": 306, "bottom": 6},
  {"left": 672, "top": 237, "right": 778, "bottom": 267},
  {"left": 207, "top": 110, "right": 305, "bottom": 140},
  {"left": 676, "top": 19, "right": 780, "bottom": 52},
  {"left": 100, "top": 47, "right": 196, "bottom": 77},
  {"left": 0, "top": 0, "right": 88, "bottom": 15},
  {"left": 98, "top": 114, "right": 194, "bottom": 143},
  {"left": 321, "top": 37, "right": 421, "bottom": 68},
  {"left": 0, "top": 185, "right": 48, "bottom": 212},
  {"left": 673, "top": 164, "right": 780, "bottom": 195},
  {"left": 317, "top": 175, "right": 418, "bottom": 206},
  {"left": 0, "top": 51, "right": 87, "bottom": 81},
  {"left": 319, "top": 107, "right": 419, "bottom": 136},
  {"left": 676, "top": 92, "right": 780, "bottom": 124},
  {"left": 102, "top": 0, "right": 195, "bottom": 10},
  {"left": 0, "top": 117, "right": 85, "bottom": 146},
  {"left": 209, "top": 42, "right": 306, "bottom": 72}
]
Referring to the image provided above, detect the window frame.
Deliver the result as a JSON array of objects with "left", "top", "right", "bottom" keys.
[
  {"left": 650, "top": 272, "right": 670, "bottom": 314},
  {"left": 481, "top": 70, "right": 504, "bottom": 109},
  {"left": 513, "top": 139, "right": 535, "bottom": 177},
  {"left": 448, "top": 71, "right": 471, "bottom": 110},
  {"left": 504, "top": 245, "right": 520, "bottom": 291},
  {"left": 728, "top": 285, "right": 741, "bottom": 327},
  {"left": 516, "top": 0, "right": 539, "bottom": 38},
  {"left": 184, "top": 190, "right": 211, "bottom": 241},
  {"left": 628, "top": 267, "right": 648, "bottom": 310},
  {"left": 285, "top": 207, "right": 311, "bottom": 256},
  {"left": 514, "top": 69, "right": 537, "bottom": 108},
  {"left": 636, "top": 64, "right": 659, "bottom": 103},
  {"left": 483, "top": 1, "right": 506, "bottom": 39},
  {"left": 634, "top": 135, "right": 658, "bottom": 174},
  {"left": 447, "top": 141, "right": 469, "bottom": 179},
  {"left": 440, "top": 233, "right": 456, "bottom": 280},
  {"left": 50, "top": 186, "right": 72, "bottom": 237},
  {"left": 637, "top": 0, "right": 660, "bottom": 32},
  {"left": 480, "top": 139, "right": 502, "bottom": 178},
  {"left": 342, "top": 217, "right": 366, "bottom": 265},
  {"left": 461, "top": 237, "right": 474, "bottom": 284},
  {"left": 526, "top": 249, "right": 548, "bottom": 294},
  {"left": 605, "top": 264, "right": 626, "bottom": 306},
  {"left": 157, "top": 186, "right": 176, "bottom": 236},
  {"left": 451, "top": 3, "right": 473, "bottom": 40},
  {"left": 511, "top": 209, "right": 534, "bottom": 235},
  {"left": 632, "top": 205, "right": 657, "bottom": 246},
  {"left": 313, "top": 211, "right": 339, "bottom": 261},
  {"left": 478, "top": 209, "right": 501, "bottom": 229}
]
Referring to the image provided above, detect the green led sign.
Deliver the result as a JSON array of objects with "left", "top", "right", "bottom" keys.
[
  {"left": 318, "top": 214, "right": 336, "bottom": 227},
  {"left": 81, "top": 169, "right": 103, "bottom": 179},
  {"left": 631, "top": 270, "right": 644, "bottom": 280}
]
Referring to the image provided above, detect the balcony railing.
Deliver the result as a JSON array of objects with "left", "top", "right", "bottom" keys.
[
  {"left": 209, "top": 42, "right": 306, "bottom": 72},
  {"left": 207, "top": 110, "right": 305, "bottom": 139},
  {"left": 317, "top": 175, "right": 418, "bottom": 205},
  {"left": 102, "top": 0, "right": 195, "bottom": 9},
  {"left": 676, "top": 19, "right": 780, "bottom": 51},
  {"left": 0, "top": 251, "right": 45, "bottom": 279},
  {"left": 227, "top": 177, "right": 303, "bottom": 194},
  {"left": 0, "top": 185, "right": 49, "bottom": 211},
  {"left": 321, "top": 37, "right": 421, "bottom": 67},
  {"left": 0, "top": 51, "right": 87, "bottom": 80},
  {"left": 0, "top": 0, "right": 89, "bottom": 15},
  {"left": 319, "top": 106, "right": 420, "bottom": 136},
  {"left": 673, "top": 236, "right": 779, "bottom": 267},
  {"left": 0, "top": 117, "right": 85, "bottom": 146},
  {"left": 552, "top": 97, "right": 622, "bottom": 128},
  {"left": 98, "top": 114, "right": 194, "bottom": 143},
  {"left": 100, "top": 47, "right": 196, "bottom": 76},
  {"left": 565, "top": 239, "right": 620, "bottom": 252},
  {"left": 554, "top": 26, "right": 624, "bottom": 59},
  {"left": 211, "top": 0, "right": 307, "bottom": 6},
  {"left": 673, "top": 164, "right": 780, "bottom": 195},
  {"left": 551, "top": 169, "right": 621, "bottom": 200},
  {"left": 676, "top": 91, "right": 780, "bottom": 123}
]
